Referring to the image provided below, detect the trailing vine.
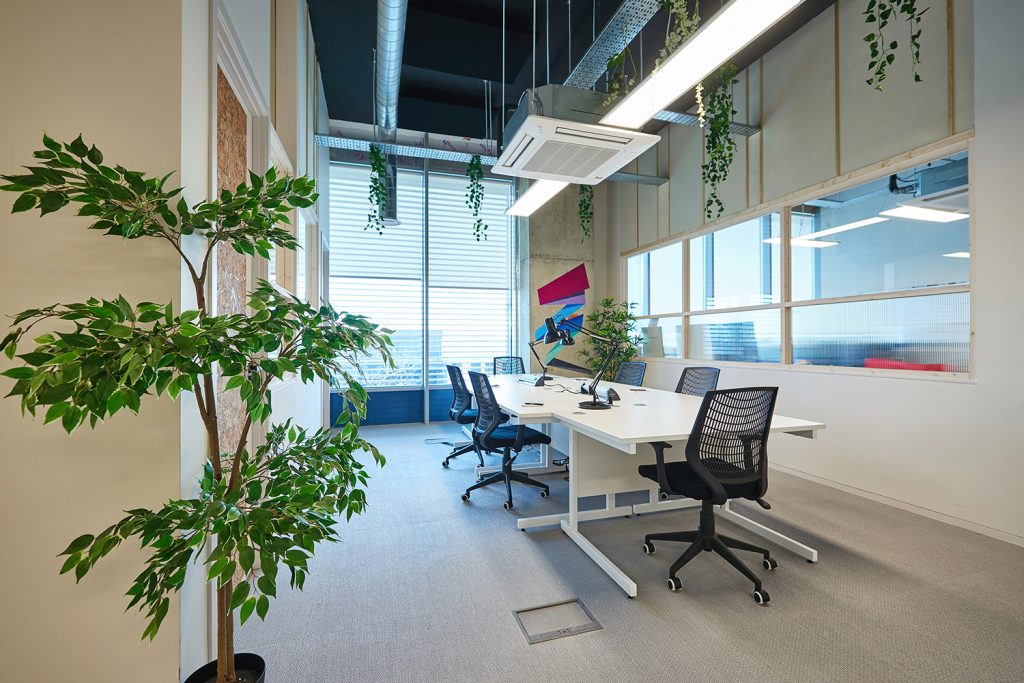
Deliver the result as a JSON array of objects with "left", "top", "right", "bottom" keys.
[
  {"left": 656, "top": 0, "right": 701, "bottom": 70},
  {"left": 366, "top": 144, "right": 388, "bottom": 234},
  {"left": 578, "top": 185, "right": 593, "bottom": 242},
  {"left": 701, "top": 63, "right": 738, "bottom": 221},
  {"left": 864, "top": 0, "right": 929, "bottom": 91},
  {"left": 603, "top": 44, "right": 637, "bottom": 107},
  {"left": 465, "top": 154, "right": 487, "bottom": 241}
]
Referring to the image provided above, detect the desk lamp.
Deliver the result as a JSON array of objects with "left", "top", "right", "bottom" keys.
[{"left": 544, "top": 317, "right": 623, "bottom": 410}]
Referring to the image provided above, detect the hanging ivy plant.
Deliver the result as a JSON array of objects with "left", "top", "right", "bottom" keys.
[
  {"left": 603, "top": 44, "right": 637, "bottom": 107},
  {"left": 701, "top": 63, "right": 738, "bottom": 221},
  {"left": 864, "top": 0, "right": 929, "bottom": 91},
  {"left": 366, "top": 144, "right": 388, "bottom": 234},
  {"left": 578, "top": 185, "right": 593, "bottom": 242},
  {"left": 656, "top": 0, "right": 701, "bottom": 70},
  {"left": 465, "top": 154, "right": 487, "bottom": 241}
]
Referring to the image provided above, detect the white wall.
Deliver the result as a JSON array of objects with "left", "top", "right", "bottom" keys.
[
  {"left": 0, "top": 3, "right": 185, "bottom": 681},
  {"left": 601, "top": 0, "right": 1024, "bottom": 544}
]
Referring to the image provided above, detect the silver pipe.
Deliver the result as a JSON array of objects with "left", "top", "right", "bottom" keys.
[{"left": 374, "top": 0, "right": 408, "bottom": 143}]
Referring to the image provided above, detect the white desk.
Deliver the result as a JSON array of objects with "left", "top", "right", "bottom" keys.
[{"left": 468, "top": 373, "right": 826, "bottom": 598}]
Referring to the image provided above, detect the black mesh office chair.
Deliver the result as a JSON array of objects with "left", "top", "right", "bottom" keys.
[
  {"left": 675, "top": 366, "right": 721, "bottom": 396},
  {"left": 493, "top": 356, "right": 525, "bottom": 375},
  {"left": 462, "top": 371, "right": 551, "bottom": 510},
  {"left": 441, "top": 365, "right": 483, "bottom": 468},
  {"left": 613, "top": 361, "right": 647, "bottom": 386},
  {"left": 638, "top": 387, "right": 779, "bottom": 605}
]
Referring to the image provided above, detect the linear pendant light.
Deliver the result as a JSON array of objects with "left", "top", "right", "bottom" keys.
[
  {"left": 803, "top": 216, "right": 887, "bottom": 239},
  {"left": 506, "top": 179, "right": 570, "bottom": 216},
  {"left": 602, "top": 0, "right": 804, "bottom": 129},
  {"left": 879, "top": 206, "right": 969, "bottom": 222}
]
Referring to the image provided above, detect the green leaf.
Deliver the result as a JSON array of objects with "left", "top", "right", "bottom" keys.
[
  {"left": 60, "top": 534, "right": 94, "bottom": 556},
  {"left": 238, "top": 545, "right": 255, "bottom": 573},
  {"left": 68, "top": 134, "right": 89, "bottom": 157},
  {"left": 1, "top": 367, "right": 34, "bottom": 380},
  {"left": 256, "top": 594, "right": 270, "bottom": 620},
  {"left": 42, "top": 134, "right": 62, "bottom": 152},
  {"left": 230, "top": 580, "right": 250, "bottom": 609},
  {"left": 239, "top": 597, "right": 257, "bottom": 624},
  {"left": 39, "top": 191, "right": 68, "bottom": 216},
  {"left": 44, "top": 402, "right": 70, "bottom": 424},
  {"left": 257, "top": 574, "right": 277, "bottom": 598},
  {"left": 11, "top": 193, "right": 37, "bottom": 213}
]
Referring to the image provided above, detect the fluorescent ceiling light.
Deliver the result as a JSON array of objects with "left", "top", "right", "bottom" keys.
[
  {"left": 880, "top": 206, "right": 969, "bottom": 222},
  {"left": 943, "top": 251, "right": 970, "bottom": 258},
  {"left": 506, "top": 180, "right": 569, "bottom": 217},
  {"left": 803, "top": 216, "right": 887, "bottom": 239},
  {"left": 763, "top": 237, "right": 839, "bottom": 248},
  {"left": 601, "top": 0, "right": 803, "bottom": 129}
]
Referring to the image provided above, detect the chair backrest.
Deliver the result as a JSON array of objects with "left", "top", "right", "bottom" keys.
[
  {"left": 446, "top": 365, "right": 471, "bottom": 420},
  {"left": 675, "top": 366, "right": 721, "bottom": 396},
  {"left": 468, "top": 371, "right": 503, "bottom": 445},
  {"left": 686, "top": 387, "right": 778, "bottom": 486},
  {"left": 613, "top": 361, "right": 647, "bottom": 386},
  {"left": 493, "top": 356, "right": 525, "bottom": 375}
]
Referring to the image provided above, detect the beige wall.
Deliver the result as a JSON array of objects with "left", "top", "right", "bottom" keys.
[
  {"left": 600, "top": 0, "right": 1024, "bottom": 544},
  {"left": 0, "top": 2, "right": 185, "bottom": 681}
]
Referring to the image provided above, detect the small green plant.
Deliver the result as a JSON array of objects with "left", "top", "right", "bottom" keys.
[
  {"left": 577, "top": 185, "right": 593, "bottom": 242},
  {"left": 603, "top": 44, "right": 637, "bottom": 108},
  {"left": 702, "top": 63, "right": 739, "bottom": 221},
  {"left": 864, "top": 0, "right": 929, "bottom": 91},
  {"left": 465, "top": 154, "right": 487, "bottom": 240},
  {"left": 366, "top": 144, "right": 388, "bottom": 234},
  {"left": 577, "top": 297, "right": 642, "bottom": 380},
  {"left": 0, "top": 134, "right": 394, "bottom": 683},
  {"left": 655, "top": 0, "right": 701, "bottom": 70}
]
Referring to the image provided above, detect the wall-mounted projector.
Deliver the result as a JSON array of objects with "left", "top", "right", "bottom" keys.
[{"left": 492, "top": 84, "right": 660, "bottom": 185}]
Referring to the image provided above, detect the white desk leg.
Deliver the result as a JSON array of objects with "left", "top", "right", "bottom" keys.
[
  {"left": 717, "top": 501, "right": 819, "bottom": 563},
  {"left": 558, "top": 429, "right": 639, "bottom": 598}
]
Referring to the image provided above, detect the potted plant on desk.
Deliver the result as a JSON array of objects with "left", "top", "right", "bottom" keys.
[
  {"left": 577, "top": 297, "right": 642, "bottom": 380},
  {"left": 0, "top": 134, "right": 393, "bottom": 683}
]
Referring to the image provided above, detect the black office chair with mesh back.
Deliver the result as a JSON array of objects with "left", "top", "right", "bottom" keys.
[
  {"left": 675, "top": 366, "right": 720, "bottom": 396},
  {"left": 493, "top": 356, "right": 525, "bottom": 375},
  {"left": 441, "top": 365, "right": 482, "bottom": 468},
  {"left": 638, "top": 387, "right": 780, "bottom": 605},
  {"left": 613, "top": 361, "right": 647, "bottom": 386},
  {"left": 462, "top": 371, "right": 551, "bottom": 510}
]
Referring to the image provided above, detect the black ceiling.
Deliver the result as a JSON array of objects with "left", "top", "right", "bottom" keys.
[{"left": 308, "top": 0, "right": 834, "bottom": 140}]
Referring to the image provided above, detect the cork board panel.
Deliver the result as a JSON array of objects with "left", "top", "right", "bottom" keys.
[{"left": 216, "top": 68, "right": 248, "bottom": 452}]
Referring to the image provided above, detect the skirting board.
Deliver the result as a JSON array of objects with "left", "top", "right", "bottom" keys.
[{"left": 770, "top": 463, "right": 1024, "bottom": 548}]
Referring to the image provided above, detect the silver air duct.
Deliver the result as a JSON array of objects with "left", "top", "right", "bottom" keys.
[{"left": 375, "top": 0, "right": 407, "bottom": 225}]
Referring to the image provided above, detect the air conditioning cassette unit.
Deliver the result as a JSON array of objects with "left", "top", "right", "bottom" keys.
[
  {"left": 492, "top": 84, "right": 660, "bottom": 184},
  {"left": 905, "top": 157, "right": 969, "bottom": 213}
]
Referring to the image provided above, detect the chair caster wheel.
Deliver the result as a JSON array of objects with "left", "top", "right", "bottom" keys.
[
  {"left": 667, "top": 577, "right": 682, "bottom": 592},
  {"left": 659, "top": 492, "right": 669, "bottom": 501},
  {"left": 642, "top": 541, "right": 655, "bottom": 555},
  {"left": 753, "top": 589, "right": 770, "bottom": 605},
  {"left": 540, "top": 490, "right": 549, "bottom": 498},
  {"left": 762, "top": 557, "right": 777, "bottom": 570},
  {"left": 442, "top": 460, "right": 450, "bottom": 468},
  {"left": 461, "top": 493, "right": 470, "bottom": 502},
  {"left": 503, "top": 500, "right": 513, "bottom": 510}
]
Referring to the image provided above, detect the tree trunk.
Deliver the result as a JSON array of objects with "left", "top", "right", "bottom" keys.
[{"left": 216, "top": 579, "right": 236, "bottom": 683}]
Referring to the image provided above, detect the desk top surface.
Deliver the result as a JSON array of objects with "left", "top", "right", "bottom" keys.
[{"left": 466, "top": 373, "right": 826, "bottom": 452}]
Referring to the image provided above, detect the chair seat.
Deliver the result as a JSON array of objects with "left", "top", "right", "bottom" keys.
[
  {"left": 484, "top": 425, "right": 551, "bottom": 449},
  {"left": 453, "top": 409, "right": 509, "bottom": 425},
  {"left": 638, "top": 458, "right": 760, "bottom": 501}
]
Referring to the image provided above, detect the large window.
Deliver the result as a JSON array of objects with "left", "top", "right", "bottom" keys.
[
  {"left": 328, "top": 163, "right": 515, "bottom": 390},
  {"left": 624, "top": 148, "right": 971, "bottom": 376}
]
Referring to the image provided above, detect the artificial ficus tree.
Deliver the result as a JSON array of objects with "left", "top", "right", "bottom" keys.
[{"left": 0, "top": 134, "right": 394, "bottom": 683}]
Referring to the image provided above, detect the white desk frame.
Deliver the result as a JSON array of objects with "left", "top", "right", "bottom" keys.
[{"left": 468, "top": 373, "right": 825, "bottom": 598}]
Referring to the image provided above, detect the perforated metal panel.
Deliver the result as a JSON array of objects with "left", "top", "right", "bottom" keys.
[{"left": 563, "top": 0, "right": 662, "bottom": 89}]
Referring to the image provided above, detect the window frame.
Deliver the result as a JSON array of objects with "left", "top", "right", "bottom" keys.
[{"left": 621, "top": 135, "right": 974, "bottom": 382}]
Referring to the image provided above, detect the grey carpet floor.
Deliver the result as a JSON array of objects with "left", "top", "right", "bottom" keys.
[{"left": 238, "top": 423, "right": 1024, "bottom": 682}]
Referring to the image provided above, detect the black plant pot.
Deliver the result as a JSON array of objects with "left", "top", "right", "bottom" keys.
[{"left": 184, "top": 653, "right": 266, "bottom": 683}]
